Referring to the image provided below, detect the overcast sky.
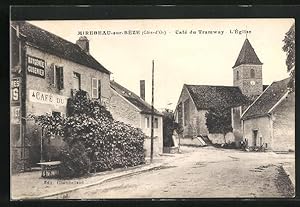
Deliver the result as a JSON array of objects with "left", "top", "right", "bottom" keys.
[{"left": 30, "top": 19, "right": 294, "bottom": 110}]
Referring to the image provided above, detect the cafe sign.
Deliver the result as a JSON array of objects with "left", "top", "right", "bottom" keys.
[
  {"left": 27, "top": 55, "right": 45, "bottom": 78},
  {"left": 29, "top": 90, "right": 68, "bottom": 107}
]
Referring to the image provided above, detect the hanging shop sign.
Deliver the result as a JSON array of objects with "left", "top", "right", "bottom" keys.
[
  {"left": 11, "top": 77, "right": 20, "bottom": 103},
  {"left": 29, "top": 90, "right": 68, "bottom": 107},
  {"left": 11, "top": 106, "right": 20, "bottom": 124},
  {"left": 27, "top": 55, "right": 45, "bottom": 78}
]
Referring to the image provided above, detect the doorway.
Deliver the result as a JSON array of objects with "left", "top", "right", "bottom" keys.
[{"left": 252, "top": 130, "right": 258, "bottom": 146}]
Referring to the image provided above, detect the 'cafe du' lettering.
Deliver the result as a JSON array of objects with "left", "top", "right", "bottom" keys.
[{"left": 30, "top": 90, "right": 67, "bottom": 106}]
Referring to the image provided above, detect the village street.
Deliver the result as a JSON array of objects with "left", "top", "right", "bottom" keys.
[{"left": 51, "top": 146, "right": 294, "bottom": 199}]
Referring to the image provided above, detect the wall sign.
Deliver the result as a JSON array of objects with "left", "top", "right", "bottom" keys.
[
  {"left": 27, "top": 55, "right": 45, "bottom": 78},
  {"left": 29, "top": 90, "right": 68, "bottom": 107},
  {"left": 11, "top": 77, "right": 20, "bottom": 103},
  {"left": 11, "top": 106, "right": 20, "bottom": 124}
]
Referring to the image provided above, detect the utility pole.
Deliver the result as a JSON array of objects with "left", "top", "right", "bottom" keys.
[{"left": 150, "top": 60, "right": 154, "bottom": 163}]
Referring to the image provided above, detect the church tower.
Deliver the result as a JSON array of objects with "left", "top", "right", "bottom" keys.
[{"left": 233, "top": 38, "right": 263, "bottom": 99}]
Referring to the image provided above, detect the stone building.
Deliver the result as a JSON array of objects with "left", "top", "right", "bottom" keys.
[
  {"left": 10, "top": 21, "right": 111, "bottom": 172},
  {"left": 174, "top": 84, "right": 248, "bottom": 144},
  {"left": 174, "top": 38, "right": 265, "bottom": 144},
  {"left": 241, "top": 78, "right": 294, "bottom": 152},
  {"left": 110, "top": 80, "right": 163, "bottom": 157}
]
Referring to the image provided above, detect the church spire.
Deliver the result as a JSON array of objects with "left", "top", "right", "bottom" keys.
[{"left": 233, "top": 38, "right": 263, "bottom": 68}]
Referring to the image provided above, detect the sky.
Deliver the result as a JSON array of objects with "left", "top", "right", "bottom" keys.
[{"left": 30, "top": 19, "right": 294, "bottom": 111}]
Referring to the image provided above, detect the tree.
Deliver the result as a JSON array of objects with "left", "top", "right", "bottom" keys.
[
  {"left": 282, "top": 23, "right": 295, "bottom": 90},
  {"left": 205, "top": 107, "right": 232, "bottom": 143},
  {"left": 162, "top": 109, "right": 182, "bottom": 147}
]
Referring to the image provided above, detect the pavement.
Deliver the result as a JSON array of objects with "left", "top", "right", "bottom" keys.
[
  {"left": 11, "top": 152, "right": 180, "bottom": 200},
  {"left": 11, "top": 146, "right": 295, "bottom": 199}
]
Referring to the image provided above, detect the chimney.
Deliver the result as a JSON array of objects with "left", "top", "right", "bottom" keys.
[
  {"left": 76, "top": 36, "right": 90, "bottom": 54},
  {"left": 140, "top": 80, "right": 145, "bottom": 100}
]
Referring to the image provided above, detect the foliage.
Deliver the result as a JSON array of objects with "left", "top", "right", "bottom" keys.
[
  {"left": 205, "top": 107, "right": 232, "bottom": 143},
  {"left": 31, "top": 90, "right": 146, "bottom": 177},
  {"left": 59, "top": 141, "right": 90, "bottom": 178},
  {"left": 282, "top": 23, "right": 295, "bottom": 90},
  {"left": 162, "top": 109, "right": 182, "bottom": 147}
]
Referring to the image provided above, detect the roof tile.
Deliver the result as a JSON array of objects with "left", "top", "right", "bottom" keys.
[
  {"left": 15, "top": 21, "right": 110, "bottom": 74},
  {"left": 233, "top": 38, "right": 263, "bottom": 68},
  {"left": 185, "top": 85, "right": 249, "bottom": 110},
  {"left": 241, "top": 77, "right": 291, "bottom": 120},
  {"left": 110, "top": 81, "right": 163, "bottom": 116}
]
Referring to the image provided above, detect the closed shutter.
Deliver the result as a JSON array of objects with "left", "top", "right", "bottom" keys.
[
  {"left": 98, "top": 79, "right": 101, "bottom": 100},
  {"left": 49, "top": 63, "right": 55, "bottom": 86},
  {"left": 57, "top": 67, "right": 64, "bottom": 90},
  {"left": 91, "top": 78, "right": 98, "bottom": 98}
]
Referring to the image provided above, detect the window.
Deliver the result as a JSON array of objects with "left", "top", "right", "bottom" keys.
[
  {"left": 98, "top": 80, "right": 101, "bottom": 100},
  {"left": 250, "top": 69, "right": 255, "bottom": 78},
  {"left": 73, "top": 72, "right": 81, "bottom": 90},
  {"left": 154, "top": 118, "right": 158, "bottom": 128},
  {"left": 91, "top": 78, "right": 98, "bottom": 98},
  {"left": 183, "top": 99, "right": 189, "bottom": 126},
  {"left": 236, "top": 70, "right": 239, "bottom": 80},
  {"left": 50, "top": 65, "right": 64, "bottom": 90},
  {"left": 91, "top": 78, "right": 102, "bottom": 99},
  {"left": 145, "top": 117, "right": 150, "bottom": 128}
]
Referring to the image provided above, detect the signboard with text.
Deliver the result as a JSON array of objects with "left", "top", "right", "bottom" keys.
[
  {"left": 27, "top": 55, "right": 45, "bottom": 78},
  {"left": 11, "top": 106, "right": 20, "bottom": 124},
  {"left": 29, "top": 90, "right": 68, "bottom": 107},
  {"left": 11, "top": 77, "right": 20, "bottom": 103}
]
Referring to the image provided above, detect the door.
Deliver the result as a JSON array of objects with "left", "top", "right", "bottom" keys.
[{"left": 253, "top": 130, "right": 258, "bottom": 146}]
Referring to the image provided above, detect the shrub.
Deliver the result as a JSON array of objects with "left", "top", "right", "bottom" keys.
[
  {"left": 31, "top": 89, "right": 146, "bottom": 177},
  {"left": 59, "top": 142, "right": 90, "bottom": 178}
]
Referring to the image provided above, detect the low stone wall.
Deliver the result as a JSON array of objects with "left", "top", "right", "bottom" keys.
[
  {"left": 208, "top": 132, "right": 234, "bottom": 144},
  {"left": 175, "top": 137, "right": 202, "bottom": 146}
]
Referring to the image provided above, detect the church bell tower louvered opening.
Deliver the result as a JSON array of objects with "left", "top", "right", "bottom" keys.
[{"left": 233, "top": 38, "right": 263, "bottom": 99}]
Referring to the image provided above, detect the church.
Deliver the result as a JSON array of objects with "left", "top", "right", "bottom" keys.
[{"left": 174, "top": 38, "right": 293, "bottom": 150}]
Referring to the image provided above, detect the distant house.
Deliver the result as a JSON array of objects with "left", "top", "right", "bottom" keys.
[
  {"left": 241, "top": 78, "right": 294, "bottom": 152},
  {"left": 109, "top": 80, "right": 163, "bottom": 157},
  {"left": 174, "top": 84, "right": 248, "bottom": 144}
]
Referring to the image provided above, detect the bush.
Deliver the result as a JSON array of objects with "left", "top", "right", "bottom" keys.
[
  {"left": 59, "top": 142, "right": 90, "bottom": 178},
  {"left": 31, "top": 89, "right": 146, "bottom": 177}
]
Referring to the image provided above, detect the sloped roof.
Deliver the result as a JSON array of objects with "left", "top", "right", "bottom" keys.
[
  {"left": 14, "top": 21, "right": 110, "bottom": 74},
  {"left": 263, "top": 85, "right": 269, "bottom": 91},
  {"left": 110, "top": 80, "right": 163, "bottom": 116},
  {"left": 185, "top": 85, "right": 250, "bottom": 110},
  {"left": 233, "top": 38, "right": 263, "bottom": 68},
  {"left": 241, "top": 78, "right": 291, "bottom": 120}
]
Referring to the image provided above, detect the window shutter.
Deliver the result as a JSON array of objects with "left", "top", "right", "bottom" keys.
[
  {"left": 98, "top": 79, "right": 101, "bottom": 100},
  {"left": 91, "top": 78, "right": 98, "bottom": 98},
  {"left": 58, "top": 67, "right": 64, "bottom": 90},
  {"left": 49, "top": 63, "right": 55, "bottom": 86}
]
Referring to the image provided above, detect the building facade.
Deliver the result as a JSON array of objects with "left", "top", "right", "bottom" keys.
[
  {"left": 174, "top": 84, "right": 247, "bottom": 144},
  {"left": 241, "top": 78, "right": 294, "bottom": 151},
  {"left": 10, "top": 21, "right": 111, "bottom": 172},
  {"left": 110, "top": 80, "right": 163, "bottom": 157}
]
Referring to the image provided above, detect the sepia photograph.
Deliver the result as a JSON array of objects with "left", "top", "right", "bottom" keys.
[{"left": 10, "top": 18, "right": 295, "bottom": 199}]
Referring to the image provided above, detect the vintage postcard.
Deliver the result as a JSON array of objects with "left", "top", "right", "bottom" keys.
[{"left": 10, "top": 18, "right": 295, "bottom": 199}]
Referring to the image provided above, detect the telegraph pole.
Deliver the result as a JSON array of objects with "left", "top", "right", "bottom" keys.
[{"left": 150, "top": 60, "right": 154, "bottom": 162}]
